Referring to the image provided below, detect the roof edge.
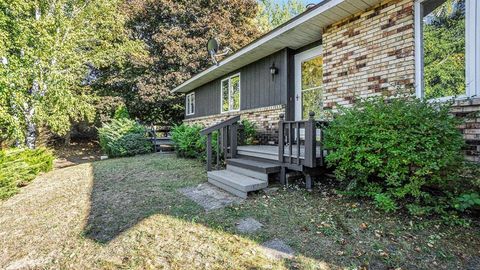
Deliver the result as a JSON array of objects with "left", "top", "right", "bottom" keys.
[{"left": 172, "top": 0, "right": 342, "bottom": 93}]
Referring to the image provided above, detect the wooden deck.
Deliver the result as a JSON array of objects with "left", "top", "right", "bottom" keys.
[{"left": 237, "top": 145, "right": 323, "bottom": 161}]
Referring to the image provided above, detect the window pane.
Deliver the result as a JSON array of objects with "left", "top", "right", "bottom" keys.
[
  {"left": 221, "top": 80, "right": 229, "bottom": 112},
  {"left": 423, "top": 0, "right": 466, "bottom": 99},
  {"left": 301, "top": 56, "right": 323, "bottom": 91},
  {"left": 190, "top": 94, "right": 195, "bottom": 114},
  {"left": 230, "top": 75, "right": 240, "bottom": 111},
  {"left": 302, "top": 88, "right": 323, "bottom": 120}
]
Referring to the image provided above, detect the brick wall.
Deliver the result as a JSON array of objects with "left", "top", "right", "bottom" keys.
[
  {"left": 322, "top": 0, "right": 415, "bottom": 109},
  {"left": 321, "top": 0, "right": 479, "bottom": 162},
  {"left": 184, "top": 105, "right": 285, "bottom": 145},
  {"left": 451, "top": 99, "right": 480, "bottom": 163}
]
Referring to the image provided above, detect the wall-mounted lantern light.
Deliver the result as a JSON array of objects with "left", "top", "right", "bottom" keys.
[{"left": 270, "top": 63, "right": 278, "bottom": 80}]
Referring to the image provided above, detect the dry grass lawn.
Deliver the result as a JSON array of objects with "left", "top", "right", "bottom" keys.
[{"left": 0, "top": 153, "right": 479, "bottom": 269}]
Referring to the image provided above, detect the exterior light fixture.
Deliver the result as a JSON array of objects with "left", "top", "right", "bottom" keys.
[{"left": 270, "top": 63, "right": 278, "bottom": 80}]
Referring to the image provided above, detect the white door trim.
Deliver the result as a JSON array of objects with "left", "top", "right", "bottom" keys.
[{"left": 294, "top": 45, "right": 323, "bottom": 121}]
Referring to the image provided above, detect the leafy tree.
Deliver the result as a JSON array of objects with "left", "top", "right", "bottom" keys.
[
  {"left": 95, "top": 0, "right": 261, "bottom": 126},
  {"left": 256, "top": 0, "right": 306, "bottom": 32},
  {"left": 0, "top": 0, "right": 142, "bottom": 148}
]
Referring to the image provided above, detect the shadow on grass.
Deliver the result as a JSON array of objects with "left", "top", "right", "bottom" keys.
[
  {"left": 83, "top": 154, "right": 205, "bottom": 243},
  {"left": 81, "top": 154, "right": 480, "bottom": 269}
]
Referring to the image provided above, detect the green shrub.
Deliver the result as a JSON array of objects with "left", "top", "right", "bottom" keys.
[
  {"left": 454, "top": 193, "right": 480, "bottom": 212},
  {"left": 98, "top": 118, "right": 152, "bottom": 158},
  {"left": 0, "top": 147, "right": 54, "bottom": 200},
  {"left": 324, "top": 96, "right": 466, "bottom": 214},
  {"left": 240, "top": 119, "right": 257, "bottom": 145},
  {"left": 171, "top": 124, "right": 220, "bottom": 160},
  {"left": 113, "top": 105, "right": 130, "bottom": 120}
]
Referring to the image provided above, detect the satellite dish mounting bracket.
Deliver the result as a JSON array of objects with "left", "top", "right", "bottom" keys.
[{"left": 207, "top": 38, "right": 231, "bottom": 66}]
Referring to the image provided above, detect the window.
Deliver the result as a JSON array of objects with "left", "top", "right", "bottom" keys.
[
  {"left": 221, "top": 73, "right": 241, "bottom": 113},
  {"left": 300, "top": 54, "right": 323, "bottom": 120},
  {"left": 186, "top": 92, "right": 195, "bottom": 116},
  {"left": 415, "top": 0, "right": 480, "bottom": 100}
]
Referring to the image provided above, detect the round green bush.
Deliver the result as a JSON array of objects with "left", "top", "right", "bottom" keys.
[
  {"left": 171, "top": 124, "right": 206, "bottom": 159},
  {"left": 98, "top": 118, "right": 152, "bottom": 158},
  {"left": 171, "top": 124, "right": 220, "bottom": 160},
  {"left": 324, "top": 96, "right": 465, "bottom": 213}
]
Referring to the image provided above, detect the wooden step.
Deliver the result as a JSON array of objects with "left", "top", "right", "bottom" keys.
[
  {"left": 237, "top": 146, "right": 278, "bottom": 161},
  {"left": 226, "top": 165, "right": 269, "bottom": 181},
  {"left": 227, "top": 158, "right": 281, "bottom": 174},
  {"left": 208, "top": 178, "right": 248, "bottom": 199},
  {"left": 207, "top": 170, "right": 268, "bottom": 198}
]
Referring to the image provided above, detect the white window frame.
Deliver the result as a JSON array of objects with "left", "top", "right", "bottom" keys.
[
  {"left": 415, "top": 0, "right": 480, "bottom": 100},
  {"left": 220, "top": 73, "right": 241, "bottom": 113},
  {"left": 186, "top": 92, "right": 195, "bottom": 116}
]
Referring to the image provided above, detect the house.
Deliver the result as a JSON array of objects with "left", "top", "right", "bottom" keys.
[{"left": 172, "top": 0, "right": 480, "bottom": 198}]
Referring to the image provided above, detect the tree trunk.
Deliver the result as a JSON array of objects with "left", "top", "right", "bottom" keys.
[
  {"left": 24, "top": 106, "right": 36, "bottom": 149},
  {"left": 24, "top": 81, "right": 39, "bottom": 149},
  {"left": 64, "top": 130, "right": 71, "bottom": 146}
]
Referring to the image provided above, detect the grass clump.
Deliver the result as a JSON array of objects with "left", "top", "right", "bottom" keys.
[{"left": 0, "top": 147, "right": 54, "bottom": 199}]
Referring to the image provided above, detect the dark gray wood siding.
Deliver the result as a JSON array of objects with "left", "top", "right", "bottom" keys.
[{"left": 185, "top": 49, "right": 289, "bottom": 119}]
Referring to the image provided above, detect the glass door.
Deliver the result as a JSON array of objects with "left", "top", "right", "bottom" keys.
[{"left": 294, "top": 46, "right": 324, "bottom": 121}]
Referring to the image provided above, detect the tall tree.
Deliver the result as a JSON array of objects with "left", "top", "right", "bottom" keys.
[
  {"left": 0, "top": 0, "right": 142, "bottom": 148},
  {"left": 95, "top": 0, "right": 261, "bottom": 126},
  {"left": 256, "top": 0, "right": 306, "bottom": 32}
]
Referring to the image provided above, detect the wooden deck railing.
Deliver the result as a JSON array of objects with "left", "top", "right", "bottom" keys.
[
  {"left": 200, "top": 116, "right": 240, "bottom": 171},
  {"left": 278, "top": 112, "right": 328, "bottom": 168}
]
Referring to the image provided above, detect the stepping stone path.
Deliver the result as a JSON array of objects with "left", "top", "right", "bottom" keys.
[
  {"left": 235, "top": 217, "right": 263, "bottom": 233},
  {"left": 260, "top": 238, "right": 295, "bottom": 259},
  {"left": 179, "top": 183, "right": 244, "bottom": 211}
]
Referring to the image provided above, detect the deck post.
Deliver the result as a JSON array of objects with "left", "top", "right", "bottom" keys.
[
  {"left": 304, "top": 111, "right": 316, "bottom": 168},
  {"left": 206, "top": 133, "right": 212, "bottom": 171},
  {"left": 216, "top": 130, "right": 221, "bottom": 169},
  {"left": 222, "top": 127, "right": 228, "bottom": 161},
  {"left": 231, "top": 123, "right": 238, "bottom": 158},
  {"left": 304, "top": 172, "right": 313, "bottom": 191},
  {"left": 278, "top": 114, "right": 284, "bottom": 164},
  {"left": 280, "top": 166, "right": 286, "bottom": 186}
]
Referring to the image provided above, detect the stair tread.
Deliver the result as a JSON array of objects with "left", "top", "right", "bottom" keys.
[
  {"left": 227, "top": 158, "right": 281, "bottom": 174},
  {"left": 207, "top": 170, "right": 267, "bottom": 192},
  {"left": 227, "top": 158, "right": 279, "bottom": 168}
]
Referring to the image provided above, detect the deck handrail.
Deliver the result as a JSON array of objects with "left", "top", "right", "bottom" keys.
[
  {"left": 201, "top": 116, "right": 241, "bottom": 171},
  {"left": 278, "top": 112, "right": 328, "bottom": 168}
]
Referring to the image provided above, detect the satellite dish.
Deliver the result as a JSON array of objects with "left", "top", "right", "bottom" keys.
[
  {"left": 206, "top": 37, "right": 231, "bottom": 66},
  {"left": 207, "top": 38, "right": 219, "bottom": 54},
  {"left": 306, "top": 3, "right": 316, "bottom": 10}
]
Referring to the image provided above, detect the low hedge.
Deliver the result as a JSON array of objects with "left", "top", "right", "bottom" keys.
[
  {"left": 324, "top": 96, "right": 478, "bottom": 216},
  {"left": 171, "top": 124, "right": 221, "bottom": 160},
  {"left": 0, "top": 147, "right": 54, "bottom": 200},
  {"left": 98, "top": 118, "right": 152, "bottom": 158}
]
